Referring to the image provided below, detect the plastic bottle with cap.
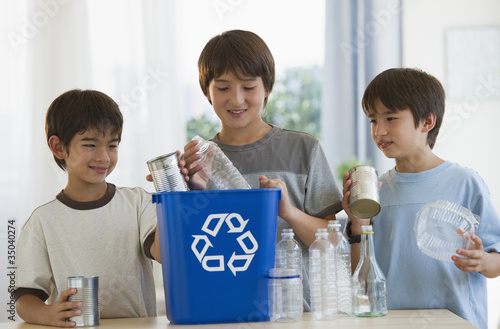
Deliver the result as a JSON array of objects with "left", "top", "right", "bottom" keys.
[
  {"left": 352, "top": 225, "right": 387, "bottom": 317},
  {"left": 191, "top": 135, "right": 251, "bottom": 190},
  {"left": 328, "top": 220, "right": 352, "bottom": 316},
  {"left": 309, "top": 228, "right": 337, "bottom": 320},
  {"left": 275, "top": 229, "right": 302, "bottom": 277}
]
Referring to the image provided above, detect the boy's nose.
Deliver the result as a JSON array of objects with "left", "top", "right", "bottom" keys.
[
  {"left": 373, "top": 123, "right": 387, "bottom": 136},
  {"left": 229, "top": 89, "right": 244, "bottom": 105},
  {"left": 95, "top": 147, "right": 110, "bottom": 162}
]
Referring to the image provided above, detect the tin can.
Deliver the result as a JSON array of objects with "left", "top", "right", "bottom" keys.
[
  {"left": 147, "top": 152, "right": 189, "bottom": 192},
  {"left": 68, "top": 276, "right": 99, "bottom": 327},
  {"left": 348, "top": 165, "right": 381, "bottom": 219}
]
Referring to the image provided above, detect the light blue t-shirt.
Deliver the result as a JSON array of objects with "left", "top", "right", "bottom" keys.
[{"left": 373, "top": 161, "right": 500, "bottom": 329}]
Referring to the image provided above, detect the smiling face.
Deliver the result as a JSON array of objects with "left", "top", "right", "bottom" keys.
[
  {"left": 368, "top": 99, "right": 429, "bottom": 162},
  {"left": 207, "top": 71, "right": 271, "bottom": 134},
  {"left": 62, "top": 128, "right": 119, "bottom": 190}
]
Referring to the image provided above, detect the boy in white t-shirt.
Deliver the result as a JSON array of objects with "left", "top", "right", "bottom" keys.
[{"left": 15, "top": 89, "right": 161, "bottom": 327}]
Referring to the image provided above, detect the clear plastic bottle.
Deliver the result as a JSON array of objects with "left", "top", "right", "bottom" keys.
[
  {"left": 328, "top": 220, "right": 352, "bottom": 316},
  {"left": 352, "top": 225, "right": 387, "bottom": 317},
  {"left": 192, "top": 135, "right": 251, "bottom": 190},
  {"left": 309, "top": 228, "right": 337, "bottom": 320},
  {"left": 275, "top": 229, "right": 302, "bottom": 277},
  {"left": 268, "top": 268, "right": 303, "bottom": 322}
]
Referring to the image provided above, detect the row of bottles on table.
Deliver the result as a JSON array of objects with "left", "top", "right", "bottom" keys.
[{"left": 273, "top": 222, "right": 387, "bottom": 321}]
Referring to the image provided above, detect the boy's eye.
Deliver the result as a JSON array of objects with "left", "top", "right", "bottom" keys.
[
  {"left": 244, "top": 86, "right": 256, "bottom": 91},
  {"left": 387, "top": 117, "right": 397, "bottom": 121},
  {"left": 216, "top": 87, "right": 228, "bottom": 91},
  {"left": 109, "top": 144, "right": 118, "bottom": 149},
  {"left": 83, "top": 144, "right": 96, "bottom": 148}
]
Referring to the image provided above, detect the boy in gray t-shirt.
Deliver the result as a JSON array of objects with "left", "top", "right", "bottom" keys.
[{"left": 179, "top": 30, "right": 344, "bottom": 310}]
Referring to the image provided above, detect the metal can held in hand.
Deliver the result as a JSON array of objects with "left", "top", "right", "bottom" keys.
[
  {"left": 147, "top": 152, "right": 189, "bottom": 192},
  {"left": 349, "top": 165, "right": 381, "bottom": 219},
  {"left": 68, "top": 276, "right": 99, "bottom": 327}
]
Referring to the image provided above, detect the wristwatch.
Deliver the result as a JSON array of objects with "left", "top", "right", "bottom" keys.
[
  {"left": 346, "top": 220, "right": 361, "bottom": 244},
  {"left": 346, "top": 218, "right": 374, "bottom": 244}
]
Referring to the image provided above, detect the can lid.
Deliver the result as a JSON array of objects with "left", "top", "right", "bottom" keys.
[
  {"left": 147, "top": 152, "right": 178, "bottom": 171},
  {"left": 350, "top": 199, "right": 381, "bottom": 219}
]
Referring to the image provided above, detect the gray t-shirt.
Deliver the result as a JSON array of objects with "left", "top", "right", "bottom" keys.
[{"left": 213, "top": 125, "right": 343, "bottom": 310}]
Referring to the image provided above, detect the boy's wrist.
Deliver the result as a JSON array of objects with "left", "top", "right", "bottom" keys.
[{"left": 346, "top": 218, "right": 373, "bottom": 244}]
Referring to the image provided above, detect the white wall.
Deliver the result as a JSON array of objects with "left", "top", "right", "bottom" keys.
[{"left": 402, "top": 1, "right": 500, "bottom": 328}]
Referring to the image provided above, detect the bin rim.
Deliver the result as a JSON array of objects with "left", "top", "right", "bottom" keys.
[{"left": 152, "top": 188, "right": 281, "bottom": 203}]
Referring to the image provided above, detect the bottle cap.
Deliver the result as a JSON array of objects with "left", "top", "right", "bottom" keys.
[
  {"left": 327, "top": 220, "right": 341, "bottom": 230},
  {"left": 360, "top": 225, "right": 374, "bottom": 234}
]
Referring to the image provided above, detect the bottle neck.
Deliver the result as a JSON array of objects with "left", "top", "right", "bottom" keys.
[{"left": 360, "top": 232, "right": 376, "bottom": 261}]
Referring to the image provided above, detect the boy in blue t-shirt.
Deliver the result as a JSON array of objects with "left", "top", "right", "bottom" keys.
[{"left": 342, "top": 68, "right": 500, "bottom": 329}]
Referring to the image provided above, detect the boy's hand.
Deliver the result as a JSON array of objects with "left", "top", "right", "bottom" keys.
[
  {"left": 342, "top": 172, "right": 370, "bottom": 228},
  {"left": 48, "top": 288, "right": 82, "bottom": 328},
  {"left": 452, "top": 229, "right": 487, "bottom": 273},
  {"left": 182, "top": 140, "right": 213, "bottom": 190},
  {"left": 259, "top": 176, "right": 293, "bottom": 220}
]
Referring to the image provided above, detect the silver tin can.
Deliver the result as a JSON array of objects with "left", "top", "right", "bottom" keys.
[
  {"left": 348, "top": 165, "right": 381, "bottom": 219},
  {"left": 147, "top": 152, "right": 189, "bottom": 192},
  {"left": 68, "top": 276, "right": 99, "bottom": 327}
]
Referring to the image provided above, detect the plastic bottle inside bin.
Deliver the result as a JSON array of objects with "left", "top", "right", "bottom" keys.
[
  {"left": 309, "top": 228, "right": 337, "bottom": 320},
  {"left": 192, "top": 135, "right": 251, "bottom": 190},
  {"left": 328, "top": 220, "right": 352, "bottom": 316}
]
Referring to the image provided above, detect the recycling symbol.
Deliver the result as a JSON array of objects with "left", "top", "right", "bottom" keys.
[{"left": 191, "top": 213, "right": 258, "bottom": 276}]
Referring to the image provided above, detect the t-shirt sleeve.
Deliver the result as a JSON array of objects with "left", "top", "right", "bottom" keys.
[
  {"left": 14, "top": 217, "right": 53, "bottom": 300},
  {"left": 304, "top": 142, "right": 343, "bottom": 218},
  {"left": 470, "top": 175, "right": 500, "bottom": 253},
  {"left": 138, "top": 189, "right": 158, "bottom": 257}
]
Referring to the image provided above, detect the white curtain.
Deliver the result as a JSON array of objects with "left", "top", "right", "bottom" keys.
[
  {"left": 322, "top": 0, "right": 401, "bottom": 176},
  {"left": 1, "top": 0, "right": 183, "bottom": 227}
]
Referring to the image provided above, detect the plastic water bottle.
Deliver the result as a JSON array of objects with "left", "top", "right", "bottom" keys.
[
  {"left": 352, "top": 225, "right": 387, "bottom": 317},
  {"left": 309, "top": 228, "right": 337, "bottom": 320},
  {"left": 275, "top": 229, "right": 302, "bottom": 277},
  {"left": 192, "top": 135, "right": 251, "bottom": 190},
  {"left": 268, "top": 268, "right": 303, "bottom": 322},
  {"left": 328, "top": 220, "right": 352, "bottom": 316}
]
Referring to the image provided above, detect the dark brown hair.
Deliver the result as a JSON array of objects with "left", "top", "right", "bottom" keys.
[
  {"left": 362, "top": 68, "right": 445, "bottom": 149},
  {"left": 45, "top": 89, "right": 123, "bottom": 170},
  {"left": 198, "top": 30, "right": 275, "bottom": 108}
]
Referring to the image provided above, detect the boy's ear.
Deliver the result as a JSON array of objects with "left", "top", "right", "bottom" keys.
[
  {"left": 48, "top": 135, "right": 66, "bottom": 159},
  {"left": 421, "top": 113, "right": 436, "bottom": 133}
]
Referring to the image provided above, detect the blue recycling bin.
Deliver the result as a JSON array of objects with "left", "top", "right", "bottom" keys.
[{"left": 152, "top": 189, "right": 280, "bottom": 324}]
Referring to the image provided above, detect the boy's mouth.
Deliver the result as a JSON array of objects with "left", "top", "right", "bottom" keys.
[
  {"left": 379, "top": 141, "right": 392, "bottom": 149},
  {"left": 228, "top": 109, "right": 246, "bottom": 114},
  {"left": 90, "top": 166, "right": 107, "bottom": 174}
]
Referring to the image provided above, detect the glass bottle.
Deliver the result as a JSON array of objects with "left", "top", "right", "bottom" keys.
[
  {"left": 328, "top": 220, "right": 352, "bottom": 316},
  {"left": 309, "top": 228, "right": 337, "bottom": 320},
  {"left": 352, "top": 225, "right": 387, "bottom": 317}
]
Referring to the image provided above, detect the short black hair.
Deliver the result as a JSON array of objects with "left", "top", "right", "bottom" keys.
[
  {"left": 45, "top": 89, "right": 123, "bottom": 170},
  {"left": 362, "top": 68, "right": 445, "bottom": 149}
]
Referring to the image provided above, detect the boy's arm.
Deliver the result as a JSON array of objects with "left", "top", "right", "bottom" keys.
[
  {"left": 149, "top": 225, "right": 161, "bottom": 263},
  {"left": 259, "top": 176, "right": 332, "bottom": 246},
  {"left": 16, "top": 289, "right": 82, "bottom": 328},
  {"left": 342, "top": 172, "right": 371, "bottom": 273}
]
